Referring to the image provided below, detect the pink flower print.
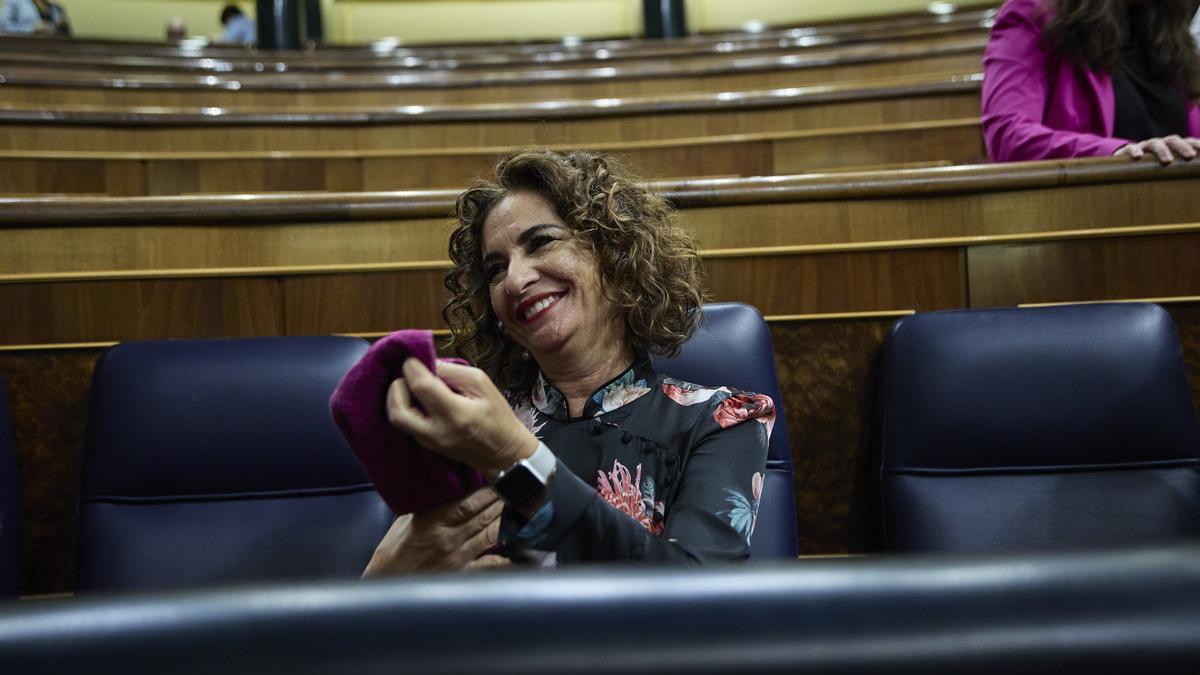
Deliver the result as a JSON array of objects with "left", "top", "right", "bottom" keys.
[
  {"left": 662, "top": 382, "right": 727, "bottom": 407},
  {"left": 596, "top": 460, "right": 663, "bottom": 535},
  {"left": 599, "top": 381, "right": 651, "bottom": 414},
  {"left": 713, "top": 393, "right": 775, "bottom": 439}
]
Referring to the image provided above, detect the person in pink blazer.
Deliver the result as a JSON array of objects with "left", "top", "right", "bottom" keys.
[{"left": 982, "top": 0, "right": 1200, "bottom": 163}]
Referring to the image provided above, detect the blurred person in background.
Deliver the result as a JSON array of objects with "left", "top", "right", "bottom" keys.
[
  {"left": 219, "top": 3, "right": 255, "bottom": 46},
  {"left": 2, "top": 0, "right": 70, "bottom": 35},
  {"left": 983, "top": 0, "right": 1200, "bottom": 163},
  {"left": 166, "top": 16, "right": 187, "bottom": 41}
]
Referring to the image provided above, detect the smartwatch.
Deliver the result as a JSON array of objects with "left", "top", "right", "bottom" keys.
[{"left": 493, "top": 441, "right": 556, "bottom": 508}]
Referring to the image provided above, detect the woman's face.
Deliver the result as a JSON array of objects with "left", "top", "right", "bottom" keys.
[{"left": 481, "top": 190, "right": 624, "bottom": 363}]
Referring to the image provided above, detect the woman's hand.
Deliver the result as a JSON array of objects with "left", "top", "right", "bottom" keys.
[
  {"left": 1114, "top": 135, "right": 1200, "bottom": 164},
  {"left": 386, "top": 359, "right": 538, "bottom": 473},
  {"left": 362, "top": 487, "right": 511, "bottom": 576}
]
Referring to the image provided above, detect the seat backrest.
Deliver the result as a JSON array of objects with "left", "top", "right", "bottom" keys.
[
  {"left": 77, "top": 336, "right": 393, "bottom": 592},
  {"left": 0, "top": 376, "right": 22, "bottom": 598},
  {"left": 653, "top": 302, "right": 798, "bottom": 559},
  {"left": 878, "top": 303, "right": 1200, "bottom": 553}
]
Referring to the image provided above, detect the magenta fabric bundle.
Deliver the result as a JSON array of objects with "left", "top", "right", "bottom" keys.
[{"left": 330, "top": 330, "right": 487, "bottom": 515}]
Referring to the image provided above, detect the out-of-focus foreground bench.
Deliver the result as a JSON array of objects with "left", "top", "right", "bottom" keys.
[{"left": 1, "top": 543, "right": 1198, "bottom": 674}]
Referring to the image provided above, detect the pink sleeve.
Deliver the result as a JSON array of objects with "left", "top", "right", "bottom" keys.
[
  {"left": 1189, "top": 100, "right": 1200, "bottom": 138},
  {"left": 981, "top": 0, "right": 1127, "bottom": 161}
]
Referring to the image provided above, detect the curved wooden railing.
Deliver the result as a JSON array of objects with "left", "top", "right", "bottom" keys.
[{"left": 3, "top": 156, "right": 1197, "bottom": 228}]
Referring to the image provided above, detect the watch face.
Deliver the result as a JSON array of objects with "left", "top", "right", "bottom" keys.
[{"left": 496, "top": 464, "right": 543, "bottom": 506}]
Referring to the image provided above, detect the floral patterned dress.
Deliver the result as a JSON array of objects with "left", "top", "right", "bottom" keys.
[{"left": 501, "top": 359, "right": 773, "bottom": 564}]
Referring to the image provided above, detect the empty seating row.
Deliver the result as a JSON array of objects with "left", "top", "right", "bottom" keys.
[
  {"left": 0, "top": 34, "right": 986, "bottom": 107},
  {"left": 0, "top": 71, "right": 982, "bottom": 153},
  {"left": 0, "top": 8, "right": 996, "bottom": 73},
  {"left": 0, "top": 119, "right": 985, "bottom": 194}
]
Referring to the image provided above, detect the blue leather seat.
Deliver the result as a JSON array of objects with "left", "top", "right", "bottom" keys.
[
  {"left": 9, "top": 544, "right": 1200, "bottom": 673},
  {"left": 0, "top": 376, "right": 22, "bottom": 598},
  {"left": 878, "top": 303, "right": 1200, "bottom": 553},
  {"left": 654, "top": 302, "right": 798, "bottom": 559},
  {"left": 77, "top": 337, "right": 394, "bottom": 592}
]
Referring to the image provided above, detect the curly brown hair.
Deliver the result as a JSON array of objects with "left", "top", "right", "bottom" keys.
[
  {"left": 1044, "top": 0, "right": 1200, "bottom": 96},
  {"left": 444, "top": 149, "right": 704, "bottom": 393}
]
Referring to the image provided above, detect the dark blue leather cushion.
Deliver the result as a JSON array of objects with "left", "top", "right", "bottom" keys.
[
  {"left": 653, "top": 302, "right": 798, "bottom": 559},
  {"left": 0, "top": 377, "right": 22, "bottom": 598},
  {"left": 78, "top": 337, "right": 394, "bottom": 592},
  {"left": 6, "top": 544, "right": 1200, "bottom": 673},
  {"left": 879, "top": 303, "right": 1200, "bottom": 552}
]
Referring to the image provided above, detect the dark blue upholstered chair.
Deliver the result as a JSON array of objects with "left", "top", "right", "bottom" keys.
[
  {"left": 77, "top": 337, "right": 394, "bottom": 592},
  {"left": 878, "top": 303, "right": 1200, "bottom": 553},
  {"left": 653, "top": 302, "right": 798, "bottom": 559},
  {"left": 0, "top": 376, "right": 22, "bottom": 598}
]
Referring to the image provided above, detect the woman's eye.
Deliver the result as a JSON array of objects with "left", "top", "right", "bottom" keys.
[
  {"left": 528, "top": 234, "right": 556, "bottom": 252},
  {"left": 485, "top": 264, "right": 505, "bottom": 283}
]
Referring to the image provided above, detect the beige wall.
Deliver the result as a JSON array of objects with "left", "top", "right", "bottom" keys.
[
  {"left": 58, "top": 0, "right": 993, "bottom": 45},
  {"left": 64, "top": 0, "right": 249, "bottom": 42}
]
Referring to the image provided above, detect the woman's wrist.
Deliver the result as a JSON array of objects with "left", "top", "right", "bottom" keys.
[{"left": 481, "top": 426, "right": 539, "bottom": 475}]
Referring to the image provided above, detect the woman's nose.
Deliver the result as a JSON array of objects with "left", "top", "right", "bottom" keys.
[{"left": 503, "top": 257, "right": 538, "bottom": 297}]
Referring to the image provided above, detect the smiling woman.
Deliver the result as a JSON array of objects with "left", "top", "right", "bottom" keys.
[{"left": 363, "top": 149, "right": 774, "bottom": 572}]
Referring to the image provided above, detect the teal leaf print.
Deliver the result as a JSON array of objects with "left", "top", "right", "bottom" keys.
[{"left": 721, "top": 488, "right": 756, "bottom": 543}]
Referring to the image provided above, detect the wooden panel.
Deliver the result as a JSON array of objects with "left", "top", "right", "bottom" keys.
[
  {"left": 771, "top": 122, "right": 985, "bottom": 173},
  {"left": 0, "top": 348, "right": 98, "bottom": 596},
  {"left": 322, "top": 158, "right": 365, "bottom": 192},
  {"left": 0, "top": 278, "right": 283, "bottom": 345},
  {"left": 146, "top": 160, "right": 199, "bottom": 196},
  {"left": 0, "top": 92, "right": 982, "bottom": 152},
  {"left": 102, "top": 158, "right": 147, "bottom": 196},
  {"left": 770, "top": 318, "right": 892, "bottom": 554},
  {"left": 683, "top": 177, "right": 1200, "bottom": 251},
  {"left": 1, "top": 218, "right": 453, "bottom": 276},
  {"left": 195, "top": 159, "right": 268, "bottom": 194},
  {"left": 967, "top": 233, "right": 1200, "bottom": 307},
  {"left": 704, "top": 249, "right": 965, "bottom": 315},
  {"left": 281, "top": 271, "right": 451, "bottom": 335},
  {"left": 34, "top": 159, "right": 107, "bottom": 194}
]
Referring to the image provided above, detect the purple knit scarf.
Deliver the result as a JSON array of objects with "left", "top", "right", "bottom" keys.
[{"left": 330, "top": 330, "right": 487, "bottom": 515}]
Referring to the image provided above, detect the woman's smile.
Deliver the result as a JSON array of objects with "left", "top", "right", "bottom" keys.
[{"left": 517, "top": 291, "right": 564, "bottom": 324}]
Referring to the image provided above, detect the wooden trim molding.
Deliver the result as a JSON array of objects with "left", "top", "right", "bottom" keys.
[{"left": 1019, "top": 296, "right": 1200, "bottom": 308}]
